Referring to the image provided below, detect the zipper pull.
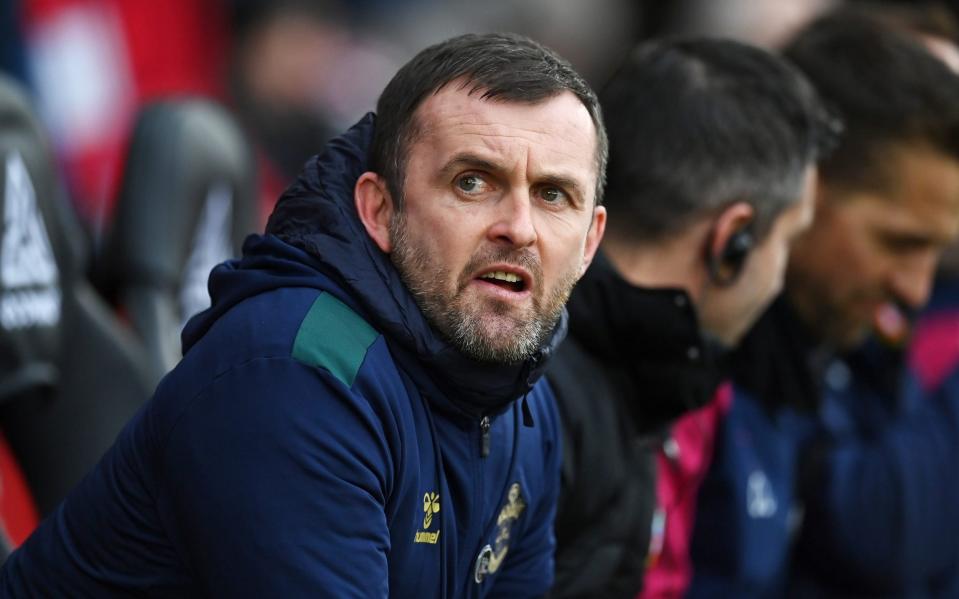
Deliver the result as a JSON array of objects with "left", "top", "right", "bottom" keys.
[{"left": 480, "top": 416, "right": 491, "bottom": 458}]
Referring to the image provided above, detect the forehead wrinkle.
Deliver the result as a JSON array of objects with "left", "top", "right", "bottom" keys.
[
  {"left": 418, "top": 94, "right": 595, "bottom": 155},
  {"left": 473, "top": 127, "right": 591, "bottom": 170},
  {"left": 460, "top": 115, "right": 591, "bottom": 148},
  {"left": 422, "top": 118, "right": 591, "bottom": 157},
  {"left": 414, "top": 88, "right": 598, "bottom": 199}
]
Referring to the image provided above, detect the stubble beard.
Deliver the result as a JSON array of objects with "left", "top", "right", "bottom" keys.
[
  {"left": 786, "top": 272, "right": 873, "bottom": 350},
  {"left": 389, "top": 211, "right": 578, "bottom": 364}
]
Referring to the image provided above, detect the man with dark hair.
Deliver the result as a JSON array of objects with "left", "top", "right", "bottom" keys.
[
  {"left": 689, "top": 12, "right": 959, "bottom": 597},
  {"left": 546, "top": 37, "right": 835, "bottom": 598},
  {"left": 1, "top": 32, "right": 607, "bottom": 596}
]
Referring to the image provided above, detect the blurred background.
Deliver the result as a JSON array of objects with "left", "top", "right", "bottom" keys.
[
  {"left": 8, "top": 0, "right": 959, "bottom": 234},
  {"left": 1, "top": 0, "right": 899, "bottom": 235},
  {"left": 0, "top": 0, "right": 957, "bottom": 560}
]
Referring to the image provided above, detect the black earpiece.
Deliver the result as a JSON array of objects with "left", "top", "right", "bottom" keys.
[
  {"left": 722, "top": 229, "right": 754, "bottom": 270},
  {"left": 708, "top": 228, "right": 754, "bottom": 286}
]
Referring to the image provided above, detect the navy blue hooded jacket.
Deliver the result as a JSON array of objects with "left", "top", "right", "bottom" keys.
[
  {"left": 0, "top": 114, "right": 563, "bottom": 597},
  {"left": 688, "top": 298, "right": 818, "bottom": 598},
  {"left": 690, "top": 291, "right": 959, "bottom": 598},
  {"left": 790, "top": 280, "right": 959, "bottom": 597}
]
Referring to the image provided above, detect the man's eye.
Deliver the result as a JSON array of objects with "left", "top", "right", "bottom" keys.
[
  {"left": 881, "top": 234, "right": 933, "bottom": 254},
  {"left": 540, "top": 187, "right": 569, "bottom": 205},
  {"left": 456, "top": 174, "right": 487, "bottom": 194}
]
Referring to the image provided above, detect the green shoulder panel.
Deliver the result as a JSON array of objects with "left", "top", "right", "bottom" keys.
[{"left": 292, "top": 292, "right": 379, "bottom": 388}]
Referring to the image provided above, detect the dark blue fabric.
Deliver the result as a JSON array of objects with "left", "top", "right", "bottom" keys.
[
  {"left": 691, "top": 282, "right": 959, "bottom": 598},
  {"left": 688, "top": 389, "right": 815, "bottom": 599},
  {"left": 792, "top": 341, "right": 959, "bottom": 596},
  {"left": 1, "top": 114, "right": 563, "bottom": 597}
]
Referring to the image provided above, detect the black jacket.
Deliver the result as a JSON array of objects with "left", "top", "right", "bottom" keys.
[{"left": 548, "top": 252, "right": 723, "bottom": 598}]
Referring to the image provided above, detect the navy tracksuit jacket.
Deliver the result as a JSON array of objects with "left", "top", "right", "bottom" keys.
[{"left": 1, "top": 114, "right": 563, "bottom": 597}]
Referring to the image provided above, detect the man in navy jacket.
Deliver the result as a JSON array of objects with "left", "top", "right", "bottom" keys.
[
  {"left": 690, "top": 13, "right": 959, "bottom": 597},
  {"left": 0, "top": 33, "right": 607, "bottom": 597}
]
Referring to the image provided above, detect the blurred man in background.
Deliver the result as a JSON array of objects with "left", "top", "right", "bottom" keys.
[
  {"left": 785, "top": 9, "right": 959, "bottom": 597},
  {"left": 548, "top": 37, "right": 836, "bottom": 598},
  {"left": 690, "top": 11, "right": 959, "bottom": 597}
]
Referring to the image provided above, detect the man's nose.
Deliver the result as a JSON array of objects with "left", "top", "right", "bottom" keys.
[
  {"left": 487, "top": 190, "right": 537, "bottom": 247},
  {"left": 888, "top": 251, "right": 937, "bottom": 310}
]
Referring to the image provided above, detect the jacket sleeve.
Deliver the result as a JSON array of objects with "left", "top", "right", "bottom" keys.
[
  {"left": 158, "top": 356, "right": 396, "bottom": 597},
  {"left": 486, "top": 396, "right": 562, "bottom": 599},
  {"left": 796, "top": 370, "right": 959, "bottom": 590}
]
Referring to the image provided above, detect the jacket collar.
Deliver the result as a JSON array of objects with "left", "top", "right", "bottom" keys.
[
  {"left": 731, "top": 295, "right": 827, "bottom": 413},
  {"left": 262, "top": 113, "right": 563, "bottom": 419},
  {"left": 565, "top": 251, "right": 724, "bottom": 431}
]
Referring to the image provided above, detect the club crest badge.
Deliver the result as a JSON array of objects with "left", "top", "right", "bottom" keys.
[{"left": 475, "top": 483, "right": 526, "bottom": 582}]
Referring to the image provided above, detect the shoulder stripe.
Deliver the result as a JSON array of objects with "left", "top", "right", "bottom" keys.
[{"left": 292, "top": 292, "right": 379, "bottom": 387}]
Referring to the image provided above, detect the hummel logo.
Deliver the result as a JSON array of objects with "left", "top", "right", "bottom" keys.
[
  {"left": 0, "top": 152, "right": 60, "bottom": 330},
  {"left": 414, "top": 491, "right": 441, "bottom": 545}
]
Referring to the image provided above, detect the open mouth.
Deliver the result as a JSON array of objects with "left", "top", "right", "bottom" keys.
[{"left": 477, "top": 270, "right": 528, "bottom": 293}]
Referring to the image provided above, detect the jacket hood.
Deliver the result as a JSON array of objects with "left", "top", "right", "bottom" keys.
[
  {"left": 184, "top": 113, "right": 565, "bottom": 418},
  {"left": 566, "top": 251, "right": 724, "bottom": 432}
]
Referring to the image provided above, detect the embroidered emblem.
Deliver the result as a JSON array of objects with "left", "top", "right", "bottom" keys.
[
  {"left": 414, "top": 491, "right": 441, "bottom": 545},
  {"left": 747, "top": 470, "right": 777, "bottom": 518},
  {"left": 423, "top": 492, "right": 440, "bottom": 529},
  {"left": 474, "top": 544, "right": 493, "bottom": 583},
  {"left": 475, "top": 482, "right": 527, "bottom": 582}
]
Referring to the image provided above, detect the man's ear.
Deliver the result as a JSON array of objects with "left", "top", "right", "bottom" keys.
[
  {"left": 706, "top": 201, "right": 755, "bottom": 285},
  {"left": 709, "top": 202, "right": 755, "bottom": 260},
  {"left": 580, "top": 206, "right": 607, "bottom": 276},
  {"left": 355, "top": 171, "right": 395, "bottom": 253}
]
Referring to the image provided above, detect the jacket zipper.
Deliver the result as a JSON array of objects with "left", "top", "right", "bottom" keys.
[{"left": 479, "top": 416, "right": 491, "bottom": 458}]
